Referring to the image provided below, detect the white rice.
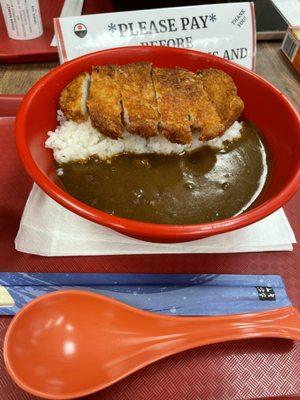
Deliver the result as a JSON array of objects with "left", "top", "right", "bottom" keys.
[{"left": 45, "top": 112, "right": 243, "bottom": 164}]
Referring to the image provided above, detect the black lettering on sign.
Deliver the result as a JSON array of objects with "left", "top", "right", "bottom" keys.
[
  {"left": 231, "top": 9, "right": 245, "bottom": 25},
  {"left": 128, "top": 22, "right": 139, "bottom": 36},
  {"left": 185, "top": 36, "right": 193, "bottom": 48},
  {"left": 191, "top": 17, "right": 201, "bottom": 30},
  {"left": 158, "top": 19, "right": 168, "bottom": 33},
  {"left": 148, "top": 21, "right": 159, "bottom": 34},
  {"left": 237, "top": 15, "right": 247, "bottom": 28},
  {"left": 167, "top": 18, "right": 177, "bottom": 32},
  {"left": 223, "top": 47, "right": 248, "bottom": 61},
  {"left": 181, "top": 17, "right": 190, "bottom": 31},
  {"left": 199, "top": 15, "right": 208, "bottom": 29},
  {"left": 118, "top": 23, "right": 128, "bottom": 37},
  {"left": 138, "top": 21, "right": 148, "bottom": 34},
  {"left": 140, "top": 36, "right": 193, "bottom": 48},
  {"left": 180, "top": 15, "right": 209, "bottom": 31},
  {"left": 118, "top": 19, "right": 178, "bottom": 37},
  {"left": 256, "top": 286, "right": 276, "bottom": 301}
]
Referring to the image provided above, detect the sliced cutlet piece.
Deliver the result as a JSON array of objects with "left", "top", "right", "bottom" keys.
[
  {"left": 152, "top": 67, "right": 192, "bottom": 144},
  {"left": 87, "top": 65, "right": 123, "bottom": 139},
  {"left": 198, "top": 69, "right": 244, "bottom": 129},
  {"left": 175, "top": 68, "right": 225, "bottom": 141},
  {"left": 59, "top": 72, "right": 90, "bottom": 122},
  {"left": 117, "top": 62, "right": 159, "bottom": 138}
]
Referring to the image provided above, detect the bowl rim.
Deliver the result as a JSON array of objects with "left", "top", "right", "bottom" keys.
[{"left": 15, "top": 46, "right": 300, "bottom": 241}]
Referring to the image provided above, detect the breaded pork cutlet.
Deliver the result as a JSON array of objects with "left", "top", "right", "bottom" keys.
[
  {"left": 175, "top": 68, "right": 225, "bottom": 140},
  {"left": 152, "top": 67, "right": 192, "bottom": 144},
  {"left": 87, "top": 65, "right": 123, "bottom": 139},
  {"left": 59, "top": 64, "right": 244, "bottom": 145},
  {"left": 117, "top": 62, "right": 159, "bottom": 138},
  {"left": 59, "top": 72, "right": 90, "bottom": 122},
  {"left": 198, "top": 69, "right": 244, "bottom": 129}
]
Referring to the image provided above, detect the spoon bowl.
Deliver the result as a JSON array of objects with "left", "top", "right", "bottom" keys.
[{"left": 4, "top": 290, "right": 300, "bottom": 399}]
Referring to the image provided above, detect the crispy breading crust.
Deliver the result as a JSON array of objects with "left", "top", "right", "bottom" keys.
[
  {"left": 117, "top": 62, "right": 159, "bottom": 138},
  {"left": 175, "top": 68, "right": 225, "bottom": 140},
  {"left": 87, "top": 65, "right": 123, "bottom": 139},
  {"left": 152, "top": 67, "right": 192, "bottom": 144},
  {"left": 60, "top": 65, "right": 243, "bottom": 144},
  {"left": 198, "top": 69, "right": 244, "bottom": 129},
  {"left": 59, "top": 72, "right": 89, "bottom": 122}
]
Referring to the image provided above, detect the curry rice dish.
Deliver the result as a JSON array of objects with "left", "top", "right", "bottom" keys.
[{"left": 46, "top": 62, "right": 269, "bottom": 224}]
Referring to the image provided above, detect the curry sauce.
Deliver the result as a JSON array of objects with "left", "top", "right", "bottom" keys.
[{"left": 58, "top": 123, "right": 269, "bottom": 225}]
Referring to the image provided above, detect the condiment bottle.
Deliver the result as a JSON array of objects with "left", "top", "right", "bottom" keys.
[{"left": 0, "top": 0, "right": 43, "bottom": 40}]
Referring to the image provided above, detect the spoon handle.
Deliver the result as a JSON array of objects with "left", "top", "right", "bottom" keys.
[{"left": 149, "top": 307, "right": 300, "bottom": 356}]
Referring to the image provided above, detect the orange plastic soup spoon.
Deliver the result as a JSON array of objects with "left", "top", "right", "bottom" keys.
[{"left": 4, "top": 290, "right": 300, "bottom": 399}]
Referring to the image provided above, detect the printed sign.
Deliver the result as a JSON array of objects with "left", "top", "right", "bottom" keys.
[{"left": 54, "top": 2, "right": 256, "bottom": 69}]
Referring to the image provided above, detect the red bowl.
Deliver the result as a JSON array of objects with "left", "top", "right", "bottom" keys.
[{"left": 15, "top": 46, "right": 300, "bottom": 243}]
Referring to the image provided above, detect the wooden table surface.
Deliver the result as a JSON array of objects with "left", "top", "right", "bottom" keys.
[{"left": 0, "top": 41, "right": 299, "bottom": 111}]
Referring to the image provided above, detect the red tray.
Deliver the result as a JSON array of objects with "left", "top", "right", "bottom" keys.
[
  {"left": 0, "top": 95, "right": 299, "bottom": 400},
  {"left": 0, "top": 0, "right": 115, "bottom": 63}
]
